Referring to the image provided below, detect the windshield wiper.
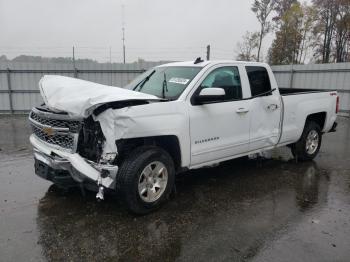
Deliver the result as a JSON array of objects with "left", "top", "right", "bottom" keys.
[
  {"left": 162, "top": 72, "right": 168, "bottom": 98},
  {"left": 133, "top": 70, "right": 156, "bottom": 91}
]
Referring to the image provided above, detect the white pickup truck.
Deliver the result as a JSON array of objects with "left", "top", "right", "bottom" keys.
[{"left": 29, "top": 60, "right": 339, "bottom": 214}]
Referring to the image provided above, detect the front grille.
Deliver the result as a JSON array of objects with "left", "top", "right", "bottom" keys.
[
  {"left": 31, "top": 124, "right": 75, "bottom": 150},
  {"left": 29, "top": 108, "right": 82, "bottom": 152},
  {"left": 30, "top": 110, "right": 81, "bottom": 132}
]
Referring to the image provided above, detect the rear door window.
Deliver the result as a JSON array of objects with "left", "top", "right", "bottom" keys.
[{"left": 246, "top": 66, "right": 272, "bottom": 97}]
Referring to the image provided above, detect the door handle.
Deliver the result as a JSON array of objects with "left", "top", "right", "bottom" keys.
[
  {"left": 236, "top": 108, "right": 249, "bottom": 114},
  {"left": 267, "top": 104, "right": 279, "bottom": 111}
]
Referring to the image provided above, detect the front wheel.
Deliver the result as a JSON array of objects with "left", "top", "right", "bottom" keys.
[
  {"left": 117, "top": 146, "right": 175, "bottom": 214},
  {"left": 291, "top": 121, "right": 322, "bottom": 161}
]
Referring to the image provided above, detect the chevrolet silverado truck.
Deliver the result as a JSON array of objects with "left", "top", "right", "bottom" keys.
[{"left": 29, "top": 60, "right": 339, "bottom": 214}]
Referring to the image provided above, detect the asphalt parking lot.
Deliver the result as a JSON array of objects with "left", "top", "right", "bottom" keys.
[{"left": 1, "top": 115, "right": 350, "bottom": 262}]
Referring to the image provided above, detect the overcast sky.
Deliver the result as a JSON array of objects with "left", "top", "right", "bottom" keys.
[{"left": 0, "top": 0, "right": 270, "bottom": 63}]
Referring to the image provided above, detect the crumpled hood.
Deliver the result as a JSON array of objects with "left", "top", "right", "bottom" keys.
[{"left": 39, "top": 75, "right": 161, "bottom": 118}]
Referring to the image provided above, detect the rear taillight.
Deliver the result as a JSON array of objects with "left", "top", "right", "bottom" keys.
[{"left": 336, "top": 96, "right": 340, "bottom": 114}]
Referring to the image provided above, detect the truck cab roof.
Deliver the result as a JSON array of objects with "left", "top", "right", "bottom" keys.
[{"left": 158, "top": 60, "right": 269, "bottom": 68}]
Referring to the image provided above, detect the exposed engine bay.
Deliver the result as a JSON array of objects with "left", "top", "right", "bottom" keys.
[{"left": 77, "top": 116, "right": 105, "bottom": 163}]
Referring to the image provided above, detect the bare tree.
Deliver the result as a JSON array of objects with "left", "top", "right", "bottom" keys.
[
  {"left": 251, "top": 0, "right": 277, "bottom": 61},
  {"left": 312, "top": 0, "right": 339, "bottom": 63},
  {"left": 297, "top": 4, "right": 317, "bottom": 64},
  {"left": 334, "top": 0, "right": 350, "bottom": 62},
  {"left": 236, "top": 31, "right": 260, "bottom": 61}
]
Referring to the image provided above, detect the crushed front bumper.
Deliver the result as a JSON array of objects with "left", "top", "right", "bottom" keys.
[{"left": 30, "top": 135, "right": 118, "bottom": 190}]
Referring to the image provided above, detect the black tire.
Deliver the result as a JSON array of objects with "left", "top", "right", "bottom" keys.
[
  {"left": 291, "top": 121, "right": 322, "bottom": 161},
  {"left": 116, "top": 146, "right": 175, "bottom": 214}
]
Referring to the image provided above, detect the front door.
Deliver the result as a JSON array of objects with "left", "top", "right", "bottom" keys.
[{"left": 188, "top": 66, "right": 251, "bottom": 166}]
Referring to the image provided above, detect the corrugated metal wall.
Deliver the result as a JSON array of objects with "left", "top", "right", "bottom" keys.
[
  {"left": 271, "top": 63, "right": 350, "bottom": 113},
  {"left": 0, "top": 61, "right": 349, "bottom": 114}
]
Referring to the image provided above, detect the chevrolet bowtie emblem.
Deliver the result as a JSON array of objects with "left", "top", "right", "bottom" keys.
[{"left": 42, "top": 127, "right": 55, "bottom": 136}]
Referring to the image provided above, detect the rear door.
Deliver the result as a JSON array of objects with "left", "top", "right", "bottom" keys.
[
  {"left": 245, "top": 66, "right": 282, "bottom": 150},
  {"left": 188, "top": 65, "right": 251, "bottom": 166}
]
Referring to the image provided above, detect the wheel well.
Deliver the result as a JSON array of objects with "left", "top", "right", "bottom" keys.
[
  {"left": 306, "top": 112, "right": 326, "bottom": 131},
  {"left": 115, "top": 136, "right": 182, "bottom": 171}
]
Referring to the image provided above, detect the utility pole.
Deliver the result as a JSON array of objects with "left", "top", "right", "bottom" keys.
[
  {"left": 122, "top": 4, "right": 126, "bottom": 64},
  {"left": 109, "top": 46, "right": 112, "bottom": 85},
  {"left": 206, "top": 45, "right": 211, "bottom": 61},
  {"left": 72, "top": 46, "right": 76, "bottom": 68},
  {"left": 73, "top": 46, "right": 78, "bottom": 78}
]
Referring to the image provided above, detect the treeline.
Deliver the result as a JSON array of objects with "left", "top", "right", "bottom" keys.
[
  {"left": 0, "top": 55, "right": 168, "bottom": 64},
  {"left": 0, "top": 55, "right": 98, "bottom": 63},
  {"left": 237, "top": 0, "right": 350, "bottom": 64}
]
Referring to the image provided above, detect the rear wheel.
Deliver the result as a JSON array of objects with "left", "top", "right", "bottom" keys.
[
  {"left": 117, "top": 146, "right": 175, "bottom": 214},
  {"left": 291, "top": 121, "right": 322, "bottom": 161}
]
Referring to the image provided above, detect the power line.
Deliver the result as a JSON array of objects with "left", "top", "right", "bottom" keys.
[{"left": 0, "top": 45, "right": 235, "bottom": 62}]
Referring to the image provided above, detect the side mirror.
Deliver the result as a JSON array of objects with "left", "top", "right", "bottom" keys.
[{"left": 195, "top": 87, "right": 226, "bottom": 104}]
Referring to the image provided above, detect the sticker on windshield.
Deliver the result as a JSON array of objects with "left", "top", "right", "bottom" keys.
[{"left": 169, "top": 77, "right": 190, "bottom": 85}]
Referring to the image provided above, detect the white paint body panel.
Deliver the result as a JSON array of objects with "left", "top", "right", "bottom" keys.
[
  {"left": 247, "top": 65, "right": 283, "bottom": 150},
  {"left": 189, "top": 100, "right": 251, "bottom": 166},
  {"left": 248, "top": 95, "right": 282, "bottom": 150},
  {"left": 279, "top": 92, "right": 338, "bottom": 144}
]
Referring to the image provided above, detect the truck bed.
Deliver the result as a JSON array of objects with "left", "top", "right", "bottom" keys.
[
  {"left": 279, "top": 87, "right": 337, "bottom": 146},
  {"left": 279, "top": 88, "right": 333, "bottom": 96}
]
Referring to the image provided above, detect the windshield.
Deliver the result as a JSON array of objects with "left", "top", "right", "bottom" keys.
[{"left": 124, "top": 66, "right": 202, "bottom": 100}]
